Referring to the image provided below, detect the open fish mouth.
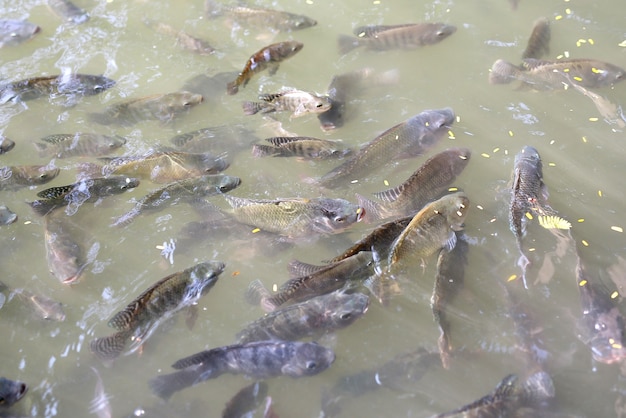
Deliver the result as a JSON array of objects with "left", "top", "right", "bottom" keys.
[
  {"left": 590, "top": 343, "right": 626, "bottom": 364},
  {"left": 356, "top": 207, "right": 366, "bottom": 222}
]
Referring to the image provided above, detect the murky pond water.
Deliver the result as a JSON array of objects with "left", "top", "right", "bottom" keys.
[{"left": 1, "top": 0, "right": 625, "bottom": 417}]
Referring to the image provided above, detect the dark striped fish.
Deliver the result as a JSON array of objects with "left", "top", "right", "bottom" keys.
[
  {"left": 0, "top": 74, "right": 114, "bottom": 104},
  {"left": 252, "top": 136, "right": 351, "bottom": 159},
  {"left": 319, "top": 108, "right": 455, "bottom": 188},
  {"left": 169, "top": 124, "right": 258, "bottom": 154},
  {"left": 34, "top": 133, "right": 126, "bottom": 159},
  {"left": 150, "top": 341, "right": 334, "bottom": 400},
  {"left": 242, "top": 89, "right": 331, "bottom": 117},
  {"left": 205, "top": 0, "right": 316, "bottom": 32},
  {"left": 338, "top": 22, "right": 456, "bottom": 55},
  {"left": 357, "top": 147, "right": 471, "bottom": 222},
  {"left": 90, "top": 261, "right": 225, "bottom": 361},
  {"left": 226, "top": 41, "right": 303, "bottom": 95},
  {"left": 521, "top": 17, "right": 550, "bottom": 60},
  {"left": 237, "top": 291, "right": 369, "bottom": 343}
]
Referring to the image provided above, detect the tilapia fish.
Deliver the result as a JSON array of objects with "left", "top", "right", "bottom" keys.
[
  {"left": 0, "top": 19, "right": 40, "bottom": 48},
  {"left": 318, "top": 68, "right": 399, "bottom": 131},
  {"left": 90, "top": 261, "right": 225, "bottom": 361},
  {"left": 248, "top": 252, "right": 375, "bottom": 311},
  {"left": 242, "top": 89, "right": 331, "bottom": 117},
  {"left": 489, "top": 58, "right": 625, "bottom": 90},
  {"left": 34, "top": 133, "right": 126, "bottom": 159},
  {"left": 575, "top": 258, "right": 626, "bottom": 364},
  {"left": 430, "top": 372, "right": 554, "bottom": 417},
  {"left": 338, "top": 22, "right": 456, "bottom": 55},
  {"left": 11, "top": 288, "right": 66, "bottom": 321},
  {"left": 0, "top": 74, "right": 114, "bottom": 104},
  {"left": 322, "top": 347, "right": 441, "bottom": 417},
  {"left": 0, "top": 164, "right": 60, "bottom": 191},
  {"left": 111, "top": 174, "right": 241, "bottom": 227},
  {"left": 48, "top": 0, "right": 90, "bottom": 24},
  {"left": 388, "top": 192, "right": 470, "bottom": 267},
  {"left": 252, "top": 136, "right": 351, "bottom": 159},
  {"left": 169, "top": 124, "right": 259, "bottom": 155},
  {"left": 93, "top": 150, "right": 228, "bottom": 183},
  {"left": 222, "top": 381, "right": 268, "bottom": 418},
  {"left": 44, "top": 213, "right": 92, "bottom": 284},
  {"left": 205, "top": 0, "right": 316, "bottom": 32},
  {"left": 0, "top": 377, "right": 28, "bottom": 407},
  {"left": 0, "top": 136, "right": 15, "bottom": 154},
  {"left": 522, "top": 17, "right": 550, "bottom": 60},
  {"left": 89, "top": 91, "right": 203, "bottom": 126},
  {"left": 149, "top": 340, "right": 334, "bottom": 400},
  {"left": 237, "top": 291, "right": 369, "bottom": 343},
  {"left": 509, "top": 146, "right": 555, "bottom": 287},
  {"left": 143, "top": 19, "right": 215, "bottom": 55},
  {"left": 226, "top": 41, "right": 304, "bottom": 95},
  {"left": 319, "top": 107, "right": 455, "bottom": 188},
  {"left": 357, "top": 147, "right": 471, "bottom": 222},
  {"left": 224, "top": 195, "right": 363, "bottom": 239},
  {"left": 29, "top": 176, "right": 140, "bottom": 217}
]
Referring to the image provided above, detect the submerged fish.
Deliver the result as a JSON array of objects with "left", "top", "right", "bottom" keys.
[
  {"left": 242, "top": 89, "right": 331, "bottom": 117},
  {"left": 11, "top": 288, "right": 66, "bottom": 321},
  {"left": 318, "top": 68, "right": 399, "bottom": 131},
  {"left": 205, "top": 0, "right": 316, "bottom": 32},
  {"left": 0, "top": 19, "right": 40, "bottom": 48},
  {"left": 222, "top": 381, "right": 268, "bottom": 418},
  {"left": 29, "top": 176, "right": 140, "bottom": 217},
  {"left": 0, "top": 206, "right": 17, "bottom": 225},
  {"left": 432, "top": 232, "right": 468, "bottom": 369},
  {"left": 111, "top": 174, "right": 241, "bottom": 227},
  {"left": 89, "top": 367, "right": 112, "bottom": 418},
  {"left": 319, "top": 108, "right": 455, "bottom": 188},
  {"left": 509, "top": 146, "right": 555, "bottom": 287},
  {"left": 93, "top": 150, "right": 228, "bottom": 183},
  {"left": 47, "top": 0, "right": 90, "bottom": 24},
  {"left": 43, "top": 213, "right": 92, "bottom": 284},
  {"left": 0, "top": 377, "right": 28, "bottom": 407},
  {"left": 252, "top": 136, "right": 351, "bottom": 159},
  {"left": 89, "top": 91, "right": 203, "bottom": 126},
  {"left": 0, "top": 164, "right": 60, "bottom": 191},
  {"left": 169, "top": 124, "right": 259, "bottom": 154},
  {"left": 576, "top": 258, "right": 626, "bottom": 364},
  {"left": 226, "top": 41, "right": 304, "bottom": 95},
  {"left": 143, "top": 19, "right": 215, "bottom": 55},
  {"left": 338, "top": 22, "right": 456, "bottom": 55},
  {"left": 237, "top": 291, "right": 369, "bottom": 343},
  {"left": 489, "top": 58, "right": 625, "bottom": 90},
  {"left": 0, "top": 74, "right": 114, "bottom": 104},
  {"left": 150, "top": 341, "right": 334, "bottom": 400},
  {"left": 248, "top": 252, "right": 375, "bottom": 311},
  {"left": 90, "top": 261, "right": 225, "bottom": 361},
  {"left": 521, "top": 17, "right": 550, "bottom": 60},
  {"left": 322, "top": 347, "right": 441, "bottom": 417},
  {"left": 0, "top": 136, "right": 15, "bottom": 154},
  {"left": 430, "top": 372, "right": 554, "bottom": 417},
  {"left": 357, "top": 147, "right": 471, "bottom": 222},
  {"left": 388, "top": 192, "right": 470, "bottom": 267},
  {"left": 224, "top": 195, "right": 363, "bottom": 239},
  {"left": 34, "top": 133, "right": 126, "bottom": 159}
]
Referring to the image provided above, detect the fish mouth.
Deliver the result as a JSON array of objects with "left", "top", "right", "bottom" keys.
[
  {"left": 356, "top": 207, "right": 366, "bottom": 222},
  {"left": 591, "top": 344, "right": 626, "bottom": 364}
]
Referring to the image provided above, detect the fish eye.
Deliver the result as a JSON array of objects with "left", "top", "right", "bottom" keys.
[
  {"left": 93, "top": 85, "right": 104, "bottom": 92},
  {"left": 335, "top": 216, "right": 345, "bottom": 223},
  {"left": 305, "top": 361, "right": 317, "bottom": 370},
  {"left": 10, "top": 32, "right": 17, "bottom": 38},
  {"left": 316, "top": 103, "right": 324, "bottom": 108},
  {"left": 339, "top": 312, "right": 352, "bottom": 320},
  {"left": 39, "top": 173, "right": 49, "bottom": 180},
  {"left": 0, "top": 397, "right": 4, "bottom": 404},
  {"left": 595, "top": 322, "right": 607, "bottom": 331}
]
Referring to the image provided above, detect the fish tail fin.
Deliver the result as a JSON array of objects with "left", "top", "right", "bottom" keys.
[
  {"left": 33, "top": 142, "right": 49, "bottom": 158},
  {"left": 89, "top": 330, "right": 130, "bottom": 361},
  {"left": 355, "top": 193, "right": 387, "bottom": 223},
  {"left": 337, "top": 34, "right": 361, "bottom": 55},
  {"left": 27, "top": 200, "right": 57, "bottom": 217},
  {"left": 226, "top": 81, "right": 239, "bottom": 95},
  {"left": 242, "top": 101, "right": 265, "bottom": 115},
  {"left": 251, "top": 144, "right": 279, "bottom": 157},
  {"left": 489, "top": 59, "right": 520, "bottom": 84},
  {"left": 149, "top": 368, "right": 205, "bottom": 400},
  {"left": 245, "top": 279, "right": 276, "bottom": 312}
]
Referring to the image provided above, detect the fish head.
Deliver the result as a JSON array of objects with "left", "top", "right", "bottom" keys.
[
  {"left": 0, "top": 136, "right": 15, "bottom": 154},
  {"left": 317, "top": 99, "right": 345, "bottom": 131},
  {"left": 429, "top": 107, "right": 456, "bottom": 130},
  {"left": 0, "top": 377, "right": 27, "bottom": 407},
  {"left": 313, "top": 198, "right": 364, "bottom": 234},
  {"left": 328, "top": 292, "right": 370, "bottom": 327},
  {"left": 423, "top": 23, "right": 457, "bottom": 44},
  {"left": 14, "top": 165, "right": 60, "bottom": 186},
  {"left": 0, "top": 20, "right": 40, "bottom": 46},
  {"left": 515, "top": 146, "right": 541, "bottom": 168},
  {"left": 290, "top": 15, "right": 317, "bottom": 31},
  {"left": 600, "top": 63, "right": 626, "bottom": 86},
  {"left": 215, "top": 175, "right": 241, "bottom": 193},
  {"left": 178, "top": 91, "right": 204, "bottom": 108},
  {"left": 444, "top": 192, "right": 470, "bottom": 231},
  {"left": 95, "top": 176, "right": 140, "bottom": 196},
  {"left": 279, "top": 41, "right": 304, "bottom": 58},
  {"left": 283, "top": 342, "right": 335, "bottom": 377},
  {"left": 585, "top": 306, "right": 626, "bottom": 364},
  {"left": 109, "top": 135, "right": 127, "bottom": 149},
  {"left": 187, "top": 261, "right": 225, "bottom": 298},
  {"left": 88, "top": 76, "right": 116, "bottom": 95}
]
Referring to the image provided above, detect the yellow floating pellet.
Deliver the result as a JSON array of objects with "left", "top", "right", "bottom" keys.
[
  {"left": 564, "top": 51, "right": 570, "bottom": 58},
  {"left": 548, "top": 162, "right": 556, "bottom": 167},
  {"left": 448, "top": 187, "right": 458, "bottom": 192},
  {"left": 565, "top": 8, "right": 572, "bottom": 14},
  {"left": 252, "top": 228, "right": 261, "bottom": 233},
  {"left": 481, "top": 153, "right": 490, "bottom": 158},
  {"left": 573, "top": 76, "right": 583, "bottom": 81},
  {"left": 613, "top": 343, "right": 623, "bottom": 349},
  {"left": 508, "top": 130, "right": 514, "bottom": 137},
  {"left": 306, "top": 0, "right": 313, "bottom": 3},
  {"left": 591, "top": 67, "right": 603, "bottom": 74},
  {"left": 23, "top": 221, "right": 31, "bottom": 225},
  {"left": 448, "top": 131, "right": 455, "bottom": 139},
  {"left": 578, "top": 218, "right": 585, "bottom": 223},
  {"left": 507, "top": 274, "right": 517, "bottom": 282},
  {"left": 525, "top": 212, "right": 533, "bottom": 220},
  {"left": 232, "top": 271, "right": 240, "bottom": 277},
  {"left": 563, "top": 68, "right": 570, "bottom": 73},
  {"left": 579, "top": 279, "right": 588, "bottom": 286},
  {"left": 588, "top": 38, "right": 594, "bottom": 45},
  {"left": 589, "top": 117, "right": 599, "bottom": 122},
  {"left": 576, "top": 41, "right": 581, "bottom": 47},
  {"left": 476, "top": 205, "right": 484, "bottom": 210},
  {"left": 582, "top": 136, "right": 587, "bottom": 143},
  {"left": 611, "top": 291, "right": 619, "bottom": 299},
  {"left": 383, "top": 180, "right": 389, "bottom": 186},
  {"left": 555, "top": 15, "right": 563, "bottom": 20},
  {"left": 456, "top": 116, "right": 461, "bottom": 123},
  {"left": 619, "top": 40, "right": 626, "bottom": 48},
  {"left": 549, "top": 139, "right": 555, "bottom": 145},
  {"left": 598, "top": 190, "right": 603, "bottom": 197},
  {"left": 528, "top": 247, "right": 536, "bottom": 252},
  {"left": 490, "top": 218, "right": 496, "bottom": 223},
  {"left": 611, "top": 226, "right": 624, "bottom": 233},
  {"left": 582, "top": 240, "right": 589, "bottom": 246},
  {"left": 272, "top": 283, "right": 278, "bottom": 292},
  {"left": 493, "top": 147, "right": 500, "bottom": 153}
]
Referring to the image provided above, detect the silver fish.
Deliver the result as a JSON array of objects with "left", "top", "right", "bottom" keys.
[
  {"left": 205, "top": 0, "right": 316, "bottom": 32},
  {"left": 34, "top": 133, "right": 126, "bottom": 159},
  {"left": 0, "top": 19, "right": 40, "bottom": 47}
]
